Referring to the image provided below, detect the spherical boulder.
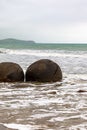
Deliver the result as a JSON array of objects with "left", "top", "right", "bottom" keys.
[
  {"left": 0, "top": 62, "right": 24, "bottom": 82},
  {"left": 25, "top": 59, "right": 62, "bottom": 82}
]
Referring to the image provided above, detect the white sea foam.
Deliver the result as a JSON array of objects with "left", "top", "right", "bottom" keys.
[
  {"left": 1, "top": 48, "right": 87, "bottom": 58},
  {"left": 69, "top": 123, "right": 87, "bottom": 130},
  {"left": 0, "top": 74, "right": 87, "bottom": 130},
  {"left": 4, "top": 123, "right": 35, "bottom": 130}
]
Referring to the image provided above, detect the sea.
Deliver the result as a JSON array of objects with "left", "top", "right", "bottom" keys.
[{"left": 0, "top": 43, "right": 87, "bottom": 130}]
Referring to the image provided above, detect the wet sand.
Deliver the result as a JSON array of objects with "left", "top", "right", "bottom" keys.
[{"left": 0, "top": 77, "right": 87, "bottom": 130}]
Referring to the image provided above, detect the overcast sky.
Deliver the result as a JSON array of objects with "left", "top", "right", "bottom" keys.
[{"left": 0, "top": 0, "right": 87, "bottom": 43}]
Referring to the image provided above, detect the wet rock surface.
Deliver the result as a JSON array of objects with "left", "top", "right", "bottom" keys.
[
  {"left": 26, "top": 59, "right": 62, "bottom": 82},
  {"left": 0, "top": 62, "right": 24, "bottom": 82}
]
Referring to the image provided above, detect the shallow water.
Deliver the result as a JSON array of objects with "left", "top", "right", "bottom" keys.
[
  {"left": 0, "top": 74, "right": 87, "bottom": 130},
  {"left": 0, "top": 46, "right": 87, "bottom": 129}
]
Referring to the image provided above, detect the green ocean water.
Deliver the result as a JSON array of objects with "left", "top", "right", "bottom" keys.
[{"left": 0, "top": 42, "right": 87, "bottom": 51}]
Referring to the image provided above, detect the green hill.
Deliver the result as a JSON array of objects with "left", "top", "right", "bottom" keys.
[{"left": 0, "top": 38, "right": 35, "bottom": 44}]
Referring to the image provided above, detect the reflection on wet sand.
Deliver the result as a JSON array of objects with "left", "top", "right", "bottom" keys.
[{"left": 0, "top": 78, "right": 87, "bottom": 130}]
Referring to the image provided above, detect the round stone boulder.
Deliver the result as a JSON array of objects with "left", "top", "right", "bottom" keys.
[
  {"left": 0, "top": 62, "right": 24, "bottom": 82},
  {"left": 25, "top": 59, "right": 62, "bottom": 82}
]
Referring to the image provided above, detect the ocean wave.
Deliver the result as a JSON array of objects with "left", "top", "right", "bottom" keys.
[
  {"left": 0, "top": 48, "right": 11, "bottom": 53},
  {"left": 1, "top": 48, "right": 87, "bottom": 58},
  {"left": 4, "top": 123, "right": 36, "bottom": 130}
]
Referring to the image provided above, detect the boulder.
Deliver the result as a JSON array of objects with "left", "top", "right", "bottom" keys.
[
  {"left": 0, "top": 62, "right": 24, "bottom": 82},
  {"left": 25, "top": 59, "right": 62, "bottom": 82}
]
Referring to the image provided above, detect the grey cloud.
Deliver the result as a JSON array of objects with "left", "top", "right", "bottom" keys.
[
  {"left": 0, "top": 0, "right": 87, "bottom": 42},
  {"left": 1, "top": 0, "right": 87, "bottom": 23}
]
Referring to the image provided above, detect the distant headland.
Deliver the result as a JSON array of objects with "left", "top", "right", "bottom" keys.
[{"left": 0, "top": 38, "right": 35, "bottom": 44}]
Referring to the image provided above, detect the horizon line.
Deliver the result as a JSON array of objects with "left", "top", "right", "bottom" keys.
[{"left": 0, "top": 38, "right": 87, "bottom": 44}]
